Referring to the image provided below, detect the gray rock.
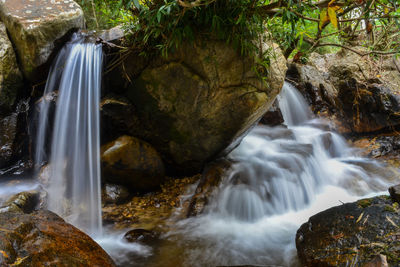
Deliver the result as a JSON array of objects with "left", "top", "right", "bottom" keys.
[{"left": 0, "top": 0, "right": 85, "bottom": 81}]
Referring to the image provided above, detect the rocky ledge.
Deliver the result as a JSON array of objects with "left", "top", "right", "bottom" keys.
[{"left": 296, "top": 194, "right": 400, "bottom": 266}]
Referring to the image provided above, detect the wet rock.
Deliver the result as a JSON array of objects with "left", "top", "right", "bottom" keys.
[
  {"left": 288, "top": 52, "right": 400, "bottom": 134},
  {"left": 0, "top": 0, "right": 85, "bottom": 81},
  {"left": 124, "top": 229, "right": 159, "bottom": 246},
  {"left": 0, "top": 210, "right": 115, "bottom": 266},
  {"left": 0, "top": 190, "right": 40, "bottom": 214},
  {"left": 102, "top": 183, "right": 131, "bottom": 205},
  {"left": 0, "top": 22, "right": 24, "bottom": 115},
  {"left": 389, "top": 184, "right": 400, "bottom": 203},
  {"left": 259, "top": 100, "right": 284, "bottom": 126},
  {"left": 0, "top": 99, "right": 32, "bottom": 173},
  {"left": 287, "top": 61, "right": 337, "bottom": 114},
  {"left": 0, "top": 112, "right": 18, "bottom": 168},
  {"left": 107, "top": 36, "right": 287, "bottom": 174},
  {"left": 101, "top": 135, "right": 165, "bottom": 191},
  {"left": 187, "top": 159, "right": 232, "bottom": 217},
  {"left": 296, "top": 196, "right": 400, "bottom": 266},
  {"left": 337, "top": 81, "right": 400, "bottom": 133}
]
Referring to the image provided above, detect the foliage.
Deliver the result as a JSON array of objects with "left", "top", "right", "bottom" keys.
[
  {"left": 78, "top": 0, "right": 133, "bottom": 29},
  {"left": 78, "top": 0, "right": 400, "bottom": 60}
]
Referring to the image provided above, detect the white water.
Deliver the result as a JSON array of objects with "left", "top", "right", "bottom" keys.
[
  {"left": 35, "top": 33, "right": 103, "bottom": 236},
  {"left": 164, "top": 82, "right": 396, "bottom": 266}
]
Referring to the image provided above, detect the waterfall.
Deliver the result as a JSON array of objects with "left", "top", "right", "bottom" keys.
[
  {"left": 35, "top": 33, "right": 103, "bottom": 236},
  {"left": 165, "top": 82, "right": 395, "bottom": 267}
]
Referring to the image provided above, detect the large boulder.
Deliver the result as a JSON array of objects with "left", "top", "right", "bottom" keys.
[
  {"left": 0, "top": 22, "right": 23, "bottom": 115},
  {"left": 0, "top": 210, "right": 115, "bottom": 266},
  {"left": 296, "top": 196, "right": 400, "bottom": 266},
  {"left": 101, "top": 135, "right": 165, "bottom": 191},
  {"left": 0, "top": 0, "right": 85, "bottom": 81},
  {"left": 288, "top": 52, "right": 400, "bottom": 134},
  {"left": 106, "top": 37, "right": 287, "bottom": 173}
]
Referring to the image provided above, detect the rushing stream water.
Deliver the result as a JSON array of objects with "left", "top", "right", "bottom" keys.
[{"left": 138, "top": 82, "right": 395, "bottom": 267}]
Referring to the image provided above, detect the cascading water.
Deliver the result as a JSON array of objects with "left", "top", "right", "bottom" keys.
[
  {"left": 157, "top": 82, "right": 396, "bottom": 267},
  {"left": 35, "top": 33, "right": 103, "bottom": 236}
]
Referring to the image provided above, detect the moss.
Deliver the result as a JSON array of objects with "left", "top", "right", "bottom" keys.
[
  {"left": 384, "top": 205, "right": 396, "bottom": 213},
  {"left": 358, "top": 199, "right": 372, "bottom": 208}
]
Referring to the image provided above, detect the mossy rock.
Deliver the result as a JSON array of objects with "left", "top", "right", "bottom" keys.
[{"left": 296, "top": 196, "right": 400, "bottom": 266}]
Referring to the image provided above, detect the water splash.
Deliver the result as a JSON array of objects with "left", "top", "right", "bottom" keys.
[
  {"left": 35, "top": 33, "right": 103, "bottom": 236},
  {"left": 161, "top": 82, "right": 396, "bottom": 266}
]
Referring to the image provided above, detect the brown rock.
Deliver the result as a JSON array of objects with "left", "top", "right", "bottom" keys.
[
  {"left": 0, "top": 210, "right": 115, "bottom": 266},
  {"left": 187, "top": 159, "right": 232, "bottom": 217},
  {"left": 101, "top": 135, "right": 165, "bottom": 191}
]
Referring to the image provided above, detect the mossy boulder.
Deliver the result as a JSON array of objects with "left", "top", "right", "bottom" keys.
[
  {"left": 107, "top": 37, "right": 287, "bottom": 174},
  {"left": 296, "top": 196, "right": 400, "bottom": 266},
  {"left": 0, "top": 0, "right": 84, "bottom": 82},
  {"left": 0, "top": 22, "right": 23, "bottom": 115},
  {"left": 101, "top": 135, "right": 165, "bottom": 191}
]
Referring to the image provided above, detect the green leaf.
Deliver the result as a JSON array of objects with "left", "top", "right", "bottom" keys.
[{"left": 132, "top": 0, "right": 141, "bottom": 9}]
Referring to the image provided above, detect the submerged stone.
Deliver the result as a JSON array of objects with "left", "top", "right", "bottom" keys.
[{"left": 0, "top": 0, "right": 85, "bottom": 81}]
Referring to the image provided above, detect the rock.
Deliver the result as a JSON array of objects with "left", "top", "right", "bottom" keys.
[
  {"left": 100, "top": 96, "right": 139, "bottom": 143},
  {"left": 107, "top": 36, "right": 287, "bottom": 174},
  {"left": 287, "top": 62, "right": 337, "bottom": 114},
  {"left": 259, "top": 100, "right": 284, "bottom": 126},
  {"left": 0, "top": 190, "right": 40, "bottom": 214},
  {"left": 0, "top": 22, "right": 24, "bottom": 115},
  {"left": 101, "top": 135, "right": 165, "bottom": 191},
  {"left": 0, "top": 0, "right": 85, "bottom": 81},
  {"left": 296, "top": 196, "right": 400, "bottom": 266},
  {"left": 0, "top": 99, "right": 32, "bottom": 172},
  {"left": 99, "top": 26, "right": 125, "bottom": 43},
  {"left": 0, "top": 112, "right": 18, "bottom": 168},
  {"left": 363, "top": 255, "right": 388, "bottom": 267},
  {"left": 337, "top": 81, "right": 400, "bottom": 133},
  {"left": 102, "top": 183, "right": 131, "bottom": 205},
  {"left": 288, "top": 51, "right": 400, "bottom": 134},
  {"left": 0, "top": 210, "right": 115, "bottom": 266},
  {"left": 124, "top": 229, "right": 159, "bottom": 246},
  {"left": 187, "top": 159, "right": 232, "bottom": 217},
  {"left": 389, "top": 184, "right": 400, "bottom": 203}
]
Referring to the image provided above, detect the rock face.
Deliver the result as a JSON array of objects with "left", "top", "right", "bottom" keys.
[
  {"left": 101, "top": 135, "right": 165, "bottom": 191},
  {"left": 0, "top": 0, "right": 84, "bottom": 81},
  {"left": 106, "top": 37, "right": 287, "bottom": 173},
  {"left": 288, "top": 52, "right": 400, "bottom": 134},
  {"left": 0, "top": 210, "right": 115, "bottom": 266},
  {"left": 296, "top": 196, "right": 400, "bottom": 266},
  {"left": 0, "top": 22, "right": 23, "bottom": 115}
]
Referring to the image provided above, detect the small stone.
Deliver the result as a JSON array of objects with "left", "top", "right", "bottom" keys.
[
  {"left": 124, "top": 229, "right": 158, "bottom": 246},
  {"left": 389, "top": 184, "right": 400, "bottom": 203}
]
